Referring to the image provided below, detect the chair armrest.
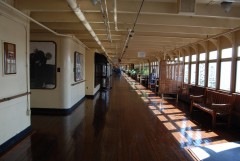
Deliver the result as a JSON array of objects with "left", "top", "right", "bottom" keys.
[
  {"left": 190, "top": 95, "right": 204, "bottom": 102},
  {"left": 211, "top": 103, "right": 232, "bottom": 114}
]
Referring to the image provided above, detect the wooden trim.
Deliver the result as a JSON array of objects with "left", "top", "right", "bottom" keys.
[
  {"left": 71, "top": 80, "right": 86, "bottom": 86},
  {"left": 0, "top": 92, "right": 31, "bottom": 103}
]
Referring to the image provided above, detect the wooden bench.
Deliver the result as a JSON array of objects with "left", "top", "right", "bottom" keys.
[{"left": 190, "top": 89, "right": 235, "bottom": 128}]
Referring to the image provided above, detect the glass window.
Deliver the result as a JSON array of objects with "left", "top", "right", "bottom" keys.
[
  {"left": 208, "top": 62, "right": 217, "bottom": 88},
  {"left": 238, "top": 46, "right": 240, "bottom": 57},
  {"left": 184, "top": 64, "right": 189, "bottom": 83},
  {"left": 198, "top": 63, "right": 205, "bottom": 86},
  {"left": 180, "top": 57, "right": 183, "bottom": 62},
  {"left": 199, "top": 53, "right": 206, "bottom": 61},
  {"left": 220, "top": 61, "right": 231, "bottom": 91},
  {"left": 222, "top": 48, "right": 232, "bottom": 59},
  {"left": 185, "top": 56, "right": 189, "bottom": 63},
  {"left": 191, "top": 64, "right": 196, "bottom": 84},
  {"left": 236, "top": 61, "right": 240, "bottom": 93},
  {"left": 191, "top": 54, "right": 196, "bottom": 62},
  {"left": 209, "top": 51, "right": 217, "bottom": 60}
]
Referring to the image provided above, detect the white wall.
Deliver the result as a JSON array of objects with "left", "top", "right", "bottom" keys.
[
  {"left": 30, "top": 34, "right": 86, "bottom": 109},
  {"left": 0, "top": 4, "right": 31, "bottom": 145}
]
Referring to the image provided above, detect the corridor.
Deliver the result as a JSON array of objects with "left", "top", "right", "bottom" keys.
[{"left": 1, "top": 73, "right": 239, "bottom": 161}]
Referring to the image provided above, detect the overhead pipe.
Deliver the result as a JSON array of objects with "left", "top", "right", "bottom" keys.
[
  {"left": 66, "top": 0, "right": 110, "bottom": 58},
  {"left": 99, "top": 0, "right": 112, "bottom": 42},
  {"left": 120, "top": 0, "right": 145, "bottom": 61},
  {"left": 113, "top": 0, "right": 119, "bottom": 31},
  {"left": 0, "top": 0, "right": 89, "bottom": 49},
  {"left": 120, "top": 29, "right": 132, "bottom": 59}
]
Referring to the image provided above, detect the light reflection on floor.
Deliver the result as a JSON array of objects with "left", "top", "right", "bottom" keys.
[{"left": 124, "top": 74, "right": 228, "bottom": 150}]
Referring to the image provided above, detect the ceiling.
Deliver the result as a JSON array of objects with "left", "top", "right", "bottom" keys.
[{"left": 13, "top": 0, "right": 240, "bottom": 65}]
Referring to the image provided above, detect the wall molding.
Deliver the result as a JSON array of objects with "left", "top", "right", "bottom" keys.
[
  {"left": 31, "top": 97, "right": 85, "bottom": 115},
  {"left": 0, "top": 126, "right": 32, "bottom": 155}
]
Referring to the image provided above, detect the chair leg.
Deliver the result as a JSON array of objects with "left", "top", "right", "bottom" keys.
[
  {"left": 212, "top": 113, "right": 216, "bottom": 129},
  {"left": 190, "top": 101, "right": 193, "bottom": 115},
  {"left": 227, "top": 115, "right": 231, "bottom": 128}
]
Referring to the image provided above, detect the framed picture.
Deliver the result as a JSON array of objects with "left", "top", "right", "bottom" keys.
[
  {"left": 30, "top": 41, "right": 56, "bottom": 89},
  {"left": 74, "top": 52, "right": 83, "bottom": 82},
  {"left": 4, "top": 42, "right": 16, "bottom": 74}
]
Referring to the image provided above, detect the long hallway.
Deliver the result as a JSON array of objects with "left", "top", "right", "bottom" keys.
[{"left": 1, "top": 74, "right": 239, "bottom": 161}]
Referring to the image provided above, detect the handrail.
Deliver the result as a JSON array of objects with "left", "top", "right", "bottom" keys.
[
  {"left": 0, "top": 92, "right": 31, "bottom": 103},
  {"left": 71, "top": 80, "right": 86, "bottom": 86}
]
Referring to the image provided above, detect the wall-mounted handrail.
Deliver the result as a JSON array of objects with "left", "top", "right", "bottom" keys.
[{"left": 0, "top": 92, "right": 31, "bottom": 103}]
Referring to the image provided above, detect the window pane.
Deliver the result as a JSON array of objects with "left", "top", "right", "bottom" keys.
[
  {"left": 220, "top": 61, "right": 231, "bottom": 91},
  {"left": 236, "top": 61, "right": 240, "bottom": 93},
  {"left": 180, "top": 57, "right": 183, "bottom": 62},
  {"left": 192, "top": 54, "right": 196, "bottom": 62},
  {"left": 208, "top": 62, "right": 216, "bottom": 88},
  {"left": 199, "top": 53, "right": 206, "bottom": 61},
  {"left": 209, "top": 51, "right": 217, "bottom": 60},
  {"left": 198, "top": 63, "right": 205, "bottom": 86},
  {"left": 238, "top": 46, "right": 240, "bottom": 57},
  {"left": 222, "top": 48, "right": 232, "bottom": 59},
  {"left": 185, "top": 56, "right": 189, "bottom": 63},
  {"left": 184, "top": 64, "right": 188, "bottom": 83},
  {"left": 191, "top": 64, "right": 196, "bottom": 84}
]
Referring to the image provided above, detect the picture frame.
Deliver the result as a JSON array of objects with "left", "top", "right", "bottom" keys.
[
  {"left": 4, "top": 42, "right": 16, "bottom": 74},
  {"left": 30, "top": 41, "right": 56, "bottom": 89},
  {"left": 74, "top": 51, "right": 83, "bottom": 82}
]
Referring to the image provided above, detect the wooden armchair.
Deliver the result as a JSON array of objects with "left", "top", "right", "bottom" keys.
[{"left": 190, "top": 89, "right": 235, "bottom": 128}]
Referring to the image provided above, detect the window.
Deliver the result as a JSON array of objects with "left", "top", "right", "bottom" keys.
[
  {"left": 221, "top": 48, "right": 232, "bottom": 59},
  {"left": 236, "top": 61, "right": 240, "bottom": 93},
  {"left": 191, "top": 54, "right": 196, "bottom": 62},
  {"left": 208, "top": 62, "right": 216, "bottom": 88},
  {"left": 220, "top": 48, "right": 232, "bottom": 91},
  {"left": 209, "top": 51, "right": 217, "bottom": 60},
  {"left": 185, "top": 56, "right": 189, "bottom": 63},
  {"left": 236, "top": 46, "right": 240, "bottom": 92},
  {"left": 198, "top": 53, "right": 206, "bottom": 86},
  {"left": 220, "top": 61, "right": 231, "bottom": 91},
  {"left": 238, "top": 46, "right": 240, "bottom": 57},
  {"left": 199, "top": 53, "right": 206, "bottom": 61},
  {"left": 208, "top": 50, "right": 217, "bottom": 88},
  {"left": 191, "top": 64, "right": 196, "bottom": 84},
  {"left": 184, "top": 64, "right": 189, "bottom": 83},
  {"left": 190, "top": 54, "right": 196, "bottom": 84},
  {"left": 198, "top": 63, "right": 205, "bottom": 86},
  {"left": 180, "top": 57, "right": 183, "bottom": 62}
]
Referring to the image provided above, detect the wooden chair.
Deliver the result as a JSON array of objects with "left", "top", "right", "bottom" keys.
[{"left": 190, "top": 89, "right": 235, "bottom": 128}]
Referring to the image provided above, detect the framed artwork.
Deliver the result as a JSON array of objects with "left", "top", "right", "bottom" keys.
[
  {"left": 74, "top": 52, "right": 83, "bottom": 82},
  {"left": 4, "top": 42, "right": 16, "bottom": 74},
  {"left": 30, "top": 41, "right": 56, "bottom": 89}
]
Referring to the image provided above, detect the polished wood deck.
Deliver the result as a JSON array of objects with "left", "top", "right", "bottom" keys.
[{"left": 1, "top": 74, "right": 239, "bottom": 161}]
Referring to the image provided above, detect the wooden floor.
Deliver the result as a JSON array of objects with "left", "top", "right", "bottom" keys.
[{"left": 1, "top": 73, "right": 240, "bottom": 161}]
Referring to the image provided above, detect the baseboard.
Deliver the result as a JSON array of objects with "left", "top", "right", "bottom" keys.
[
  {"left": 0, "top": 126, "right": 32, "bottom": 154},
  {"left": 86, "top": 90, "right": 100, "bottom": 99},
  {"left": 31, "top": 96, "right": 85, "bottom": 115}
]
